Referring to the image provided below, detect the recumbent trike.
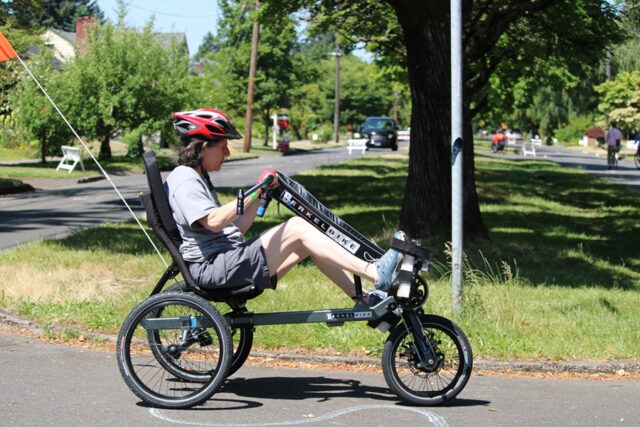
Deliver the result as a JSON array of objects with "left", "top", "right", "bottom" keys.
[{"left": 115, "top": 151, "right": 473, "bottom": 409}]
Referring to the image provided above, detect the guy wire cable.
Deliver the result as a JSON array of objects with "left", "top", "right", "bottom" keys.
[{"left": 14, "top": 53, "right": 170, "bottom": 269}]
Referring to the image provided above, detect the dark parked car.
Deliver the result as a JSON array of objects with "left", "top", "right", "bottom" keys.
[{"left": 359, "top": 116, "right": 398, "bottom": 151}]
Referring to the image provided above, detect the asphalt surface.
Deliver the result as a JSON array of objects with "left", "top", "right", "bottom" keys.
[{"left": 1, "top": 331, "right": 639, "bottom": 427}]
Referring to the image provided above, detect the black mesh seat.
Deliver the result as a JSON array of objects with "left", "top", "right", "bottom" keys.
[{"left": 141, "top": 151, "right": 262, "bottom": 302}]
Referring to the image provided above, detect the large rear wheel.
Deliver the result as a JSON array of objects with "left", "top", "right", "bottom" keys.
[{"left": 117, "top": 292, "right": 232, "bottom": 408}]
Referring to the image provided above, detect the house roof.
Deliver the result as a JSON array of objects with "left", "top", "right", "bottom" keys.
[
  {"left": 584, "top": 126, "right": 605, "bottom": 139},
  {"left": 48, "top": 28, "right": 76, "bottom": 44}
]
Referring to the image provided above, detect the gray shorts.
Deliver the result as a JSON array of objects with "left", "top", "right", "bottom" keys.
[{"left": 188, "top": 236, "right": 277, "bottom": 291}]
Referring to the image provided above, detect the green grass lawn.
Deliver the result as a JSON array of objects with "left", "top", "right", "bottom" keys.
[{"left": 0, "top": 152, "right": 638, "bottom": 361}]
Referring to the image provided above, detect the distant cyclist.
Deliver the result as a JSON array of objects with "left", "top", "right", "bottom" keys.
[
  {"left": 491, "top": 129, "right": 506, "bottom": 153},
  {"left": 605, "top": 123, "right": 623, "bottom": 169}
]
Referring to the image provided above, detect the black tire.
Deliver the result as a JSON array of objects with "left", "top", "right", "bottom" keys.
[
  {"left": 382, "top": 314, "right": 473, "bottom": 406},
  {"left": 164, "top": 282, "right": 254, "bottom": 376},
  {"left": 635, "top": 153, "right": 640, "bottom": 169},
  {"left": 117, "top": 292, "right": 232, "bottom": 408}
]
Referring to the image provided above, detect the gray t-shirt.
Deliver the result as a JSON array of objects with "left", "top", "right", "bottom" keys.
[{"left": 165, "top": 166, "right": 243, "bottom": 262}]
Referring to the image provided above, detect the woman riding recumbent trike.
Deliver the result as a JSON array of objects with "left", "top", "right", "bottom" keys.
[{"left": 116, "top": 156, "right": 472, "bottom": 409}]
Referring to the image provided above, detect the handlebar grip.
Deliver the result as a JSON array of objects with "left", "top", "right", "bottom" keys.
[{"left": 261, "top": 173, "right": 275, "bottom": 188}]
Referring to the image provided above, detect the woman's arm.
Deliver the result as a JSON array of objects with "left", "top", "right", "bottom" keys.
[{"left": 197, "top": 191, "right": 261, "bottom": 234}]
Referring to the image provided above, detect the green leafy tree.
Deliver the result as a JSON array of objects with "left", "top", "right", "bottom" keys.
[
  {"left": 1, "top": 3, "right": 46, "bottom": 122},
  {"left": 0, "top": 0, "right": 42, "bottom": 29},
  {"left": 35, "top": 0, "right": 103, "bottom": 31},
  {"left": 263, "top": 0, "right": 625, "bottom": 242},
  {"left": 195, "top": 0, "right": 311, "bottom": 148},
  {"left": 595, "top": 70, "right": 640, "bottom": 135},
  {"left": 1, "top": 1, "right": 100, "bottom": 144},
  {"left": 8, "top": 49, "right": 72, "bottom": 160},
  {"left": 60, "top": 15, "right": 192, "bottom": 159},
  {"left": 1, "top": 1, "right": 103, "bottom": 31},
  {"left": 194, "top": 31, "right": 217, "bottom": 60},
  {"left": 339, "top": 55, "right": 398, "bottom": 127}
]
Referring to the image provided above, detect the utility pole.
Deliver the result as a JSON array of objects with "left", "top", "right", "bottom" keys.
[
  {"left": 451, "top": 0, "right": 463, "bottom": 313},
  {"left": 243, "top": 0, "right": 260, "bottom": 153},
  {"left": 331, "top": 44, "right": 342, "bottom": 144}
]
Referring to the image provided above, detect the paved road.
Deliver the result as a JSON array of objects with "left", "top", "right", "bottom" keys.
[
  {"left": 0, "top": 147, "right": 366, "bottom": 251},
  {"left": 1, "top": 332, "right": 639, "bottom": 427}
]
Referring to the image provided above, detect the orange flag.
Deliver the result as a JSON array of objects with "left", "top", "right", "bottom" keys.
[{"left": 0, "top": 31, "right": 18, "bottom": 62}]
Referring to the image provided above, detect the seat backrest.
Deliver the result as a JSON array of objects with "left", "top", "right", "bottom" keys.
[
  {"left": 142, "top": 151, "right": 183, "bottom": 248},
  {"left": 142, "top": 151, "right": 198, "bottom": 288}
]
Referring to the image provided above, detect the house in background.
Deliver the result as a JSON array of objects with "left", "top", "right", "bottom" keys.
[
  {"left": 41, "top": 16, "right": 95, "bottom": 64},
  {"left": 41, "top": 28, "right": 75, "bottom": 64},
  {"left": 40, "top": 17, "right": 187, "bottom": 65}
]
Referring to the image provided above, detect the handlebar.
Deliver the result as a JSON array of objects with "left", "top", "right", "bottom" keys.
[{"left": 236, "top": 174, "right": 275, "bottom": 216}]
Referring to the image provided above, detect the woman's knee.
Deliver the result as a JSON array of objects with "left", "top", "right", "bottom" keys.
[{"left": 286, "top": 216, "right": 313, "bottom": 234}]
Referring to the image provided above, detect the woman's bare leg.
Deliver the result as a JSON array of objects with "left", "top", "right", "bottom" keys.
[
  {"left": 259, "top": 217, "right": 375, "bottom": 294},
  {"left": 274, "top": 250, "right": 359, "bottom": 296}
]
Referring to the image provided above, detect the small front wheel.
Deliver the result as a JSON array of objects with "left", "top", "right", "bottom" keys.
[
  {"left": 382, "top": 314, "right": 472, "bottom": 405},
  {"left": 117, "top": 292, "right": 232, "bottom": 409}
]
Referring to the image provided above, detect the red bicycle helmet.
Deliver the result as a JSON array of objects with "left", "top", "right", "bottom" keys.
[{"left": 172, "top": 108, "right": 242, "bottom": 141}]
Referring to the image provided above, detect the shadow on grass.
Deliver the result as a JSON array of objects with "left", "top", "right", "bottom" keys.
[
  {"left": 43, "top": 221, "right": 164, "bottom": 256},
  {"left": 475, "top": 157, "right": 640, "bottom": 290}
]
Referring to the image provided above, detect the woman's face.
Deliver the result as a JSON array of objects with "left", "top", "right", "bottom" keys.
[{"left": 200, "top": 139, "right": 230, "bottom": 172}]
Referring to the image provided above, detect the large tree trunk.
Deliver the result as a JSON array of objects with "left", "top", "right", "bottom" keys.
[
  {"left": 462, "top": 97, "right": 489, "bottom": 240},
  {"left": 40, "top": 128, "right": 46, "bottom": 163},
  {"left": 99, "top": 133, "right": 111, "bottom": 161},
  {"left": 388, "top": 1, "right": 488, "bottom": 242}
]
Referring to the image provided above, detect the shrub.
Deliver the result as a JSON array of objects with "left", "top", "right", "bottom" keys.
[{"left": 554, "top": 114, "right": 595, "bottom": 145}]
